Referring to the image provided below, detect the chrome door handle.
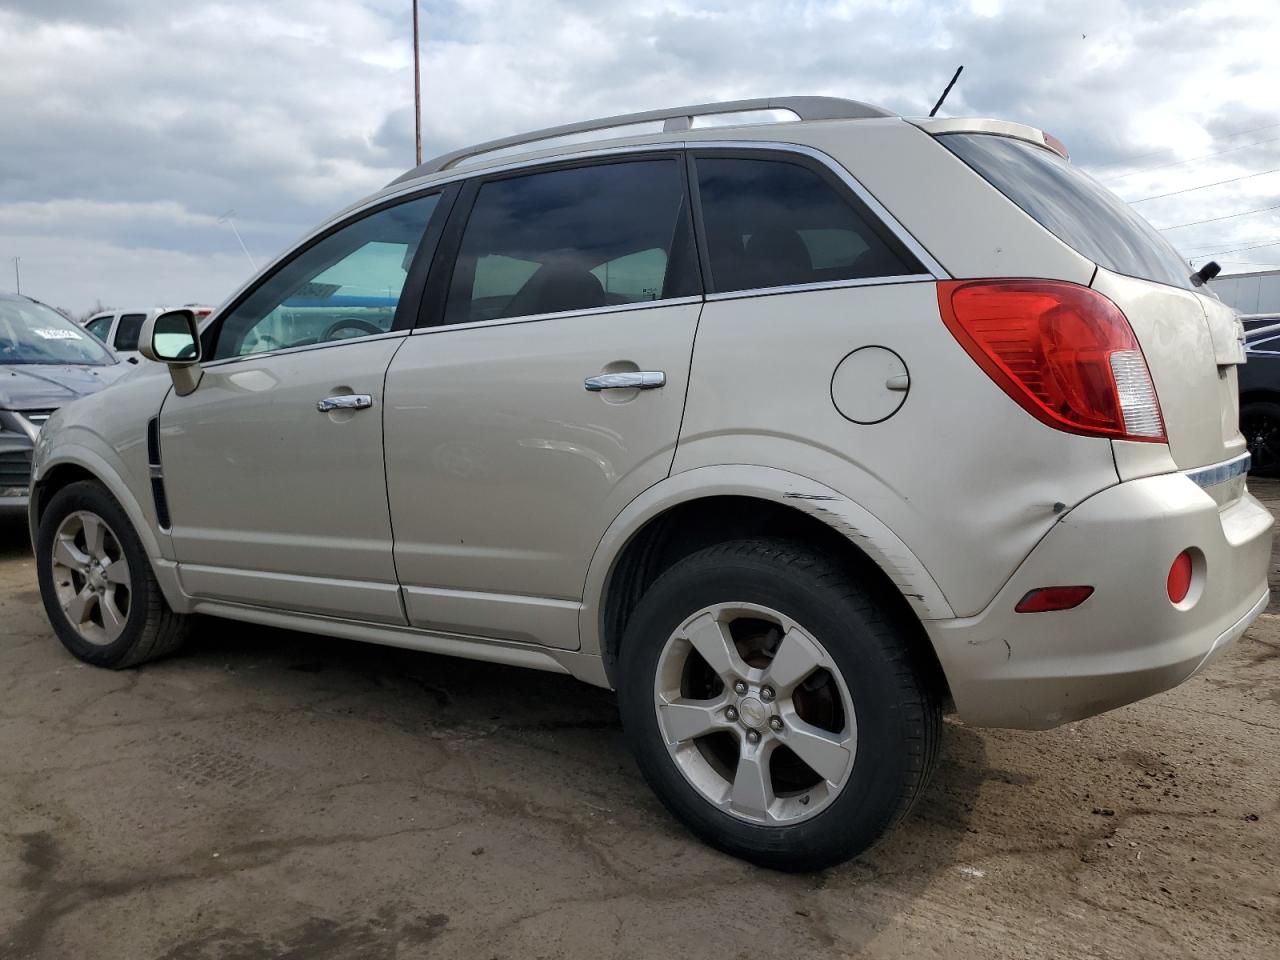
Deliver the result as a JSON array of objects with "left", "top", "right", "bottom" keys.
[
  {"left": 316, "top": 394, "right": 374, "bottom": 412},
  {"left": 584, "top": 371, "right": 666, "bottom": 392}
]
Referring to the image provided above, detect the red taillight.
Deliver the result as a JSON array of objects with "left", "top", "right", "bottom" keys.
[
  {"left": 938, "top": 280, "right": 1166, "bottom": 443},
  {"left": 1015, "top": 585, "right": 1094, "bottom": 613},
  {"left": 1167, "top": 551, "right": 1193, "bottom": 604}
]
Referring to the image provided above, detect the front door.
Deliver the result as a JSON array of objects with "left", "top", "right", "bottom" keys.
[
  {"left": 384, "top": 155, "right": 703, "bottom": 648},
  {"left": 161, "top": 192, "right": 444, "bottom": 623}
]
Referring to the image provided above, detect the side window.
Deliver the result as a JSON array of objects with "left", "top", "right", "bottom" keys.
[
  {"left": 85, "top": 316, "right": 112, "bottom": 341},
  {"left": 212, "top": 194, "right": 439, "bottom": 360},
  {"left": 114, "top": 313, "right": 146, "bottom": 351},
  {"left": 444, "top": 159, "right": 698, "bottom": 325},
  {"left": 693, "top": 155, "right": 921, "bottom": 294}
]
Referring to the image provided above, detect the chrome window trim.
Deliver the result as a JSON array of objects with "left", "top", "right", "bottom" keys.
[
  {"left": 203, "top": 145, "right": 679, "bottom": 323},
  {"left": 410, "top": 296, "right": 703, "bottom": 337},
  {"left": 204, "top": 138, "right": 947, "bottom": 337},
  {"left": 200, "top": 329, "right": 410, "bottom": 370},
  {"left": 705, "top": 273, "right": 936, "bottom": 303},
  {"left": 1183, "top": 452, "right": 1251, "bottom": 489},
  {"left": 685, "top": 140, "right": 948, "bottom": 279}
]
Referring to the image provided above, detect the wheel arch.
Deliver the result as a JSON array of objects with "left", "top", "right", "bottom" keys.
[
  {"left": 31, "top": 447, "right": 159, "bottom": 553},
  {"left": 580, "top": 465, "right": 953, "bottom": 695},
  {"left": 29, "top": 461, "right": 97, "bottom": 532}
]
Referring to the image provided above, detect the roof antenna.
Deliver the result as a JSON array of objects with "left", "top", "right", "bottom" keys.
[
  {"left": 929, "top": 65, "right": 964, "bottom": 117},
  {"left": 1190, "top": 260, "right": 1221, "bottom": 286}
]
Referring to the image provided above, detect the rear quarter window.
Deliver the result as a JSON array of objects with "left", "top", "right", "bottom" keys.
[
  {"left": 940, "top": 133, "right": 1193, "bottom": 291},
  {"left": 693, "top": 154, "right": 922, "bottom": 294}
]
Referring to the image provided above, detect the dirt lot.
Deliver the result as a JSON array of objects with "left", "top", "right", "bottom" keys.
[{"left": 2, "top": 488, "right": 1279, "bottom": 960}]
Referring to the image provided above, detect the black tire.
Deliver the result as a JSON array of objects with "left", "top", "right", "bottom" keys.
[
  {"left": 1241, "top": 400, "right": 1280, "bottom": 477},
  {"left": 36, "top": 480, "right": 190, "bottom": 668},
  {"left": 617, "top": 538, "right": 941, "bottom": 871}
]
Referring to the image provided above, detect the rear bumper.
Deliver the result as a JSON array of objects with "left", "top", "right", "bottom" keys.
[{"left": 926, "top": 472, "right": 1273, "bottom": 728}]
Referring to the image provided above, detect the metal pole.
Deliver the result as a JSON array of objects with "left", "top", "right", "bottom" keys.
[
  {"left": 12, "top": 257, "right": 19, "bottom": 295},
  {"left": 413, "top": 1, "right": 423, "bottom": 166}
]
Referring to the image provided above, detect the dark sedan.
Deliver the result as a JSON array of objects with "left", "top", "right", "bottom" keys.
[
  {"left": 1, "top": 293, "right": 131, "bottom": 514},
  {"left": 1239, "top": 314, "right": 1280, "bottom": 474}
]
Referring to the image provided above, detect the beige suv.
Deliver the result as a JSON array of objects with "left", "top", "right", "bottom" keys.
[{"left": 29, "top": 97, "right": 1271, "bottom": 870}]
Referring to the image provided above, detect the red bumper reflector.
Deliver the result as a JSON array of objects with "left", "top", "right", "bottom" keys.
[
  {"left": 1167, "top": 551, "right": 1193, "bottom": 604},
  {"left": 1015, "top": 586, "right": 1095, "bottom": 613}
]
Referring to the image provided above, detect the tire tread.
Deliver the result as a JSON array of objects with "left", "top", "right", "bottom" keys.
[
  {"left": 37, "top": 480, "right": 190, "bottom": 669},
  {"left": 675, "top": 538, "right": 941, "bottom": 831},
  {"left": 619, "top": 535, "right": 942, "bottom": 869}
]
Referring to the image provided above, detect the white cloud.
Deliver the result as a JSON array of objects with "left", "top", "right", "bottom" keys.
[{"left": 2, "top": 0, "right": 1280, "bottom": 314}]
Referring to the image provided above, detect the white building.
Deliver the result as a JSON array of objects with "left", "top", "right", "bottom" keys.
[{"left": 1211, "top": 268, "right": 1280, "bottom": 315}]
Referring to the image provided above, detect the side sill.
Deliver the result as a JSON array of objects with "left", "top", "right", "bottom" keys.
[{"left": 190, "top": 599, "right": 573, "bottom": 675}]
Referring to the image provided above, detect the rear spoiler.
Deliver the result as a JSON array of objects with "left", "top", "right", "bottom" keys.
[{"left": 908, "top": 118, "right": 1059, "bottom": 156}]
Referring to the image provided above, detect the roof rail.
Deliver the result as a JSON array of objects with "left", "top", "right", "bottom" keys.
[{"left": 390, "top": 96, "right": 894, "bottom": 185}]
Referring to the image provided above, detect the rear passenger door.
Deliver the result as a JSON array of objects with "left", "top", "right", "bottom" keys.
[{"left": 383, "top": 155, "right": 702, "bottom": 649}]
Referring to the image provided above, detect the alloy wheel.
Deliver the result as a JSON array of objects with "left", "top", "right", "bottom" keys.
[
  {"left": 49, "top": 510, "right": 132, "bottom": 646},
  {"left": 653, "top": 602, "right": 857, "bottom": 825}
]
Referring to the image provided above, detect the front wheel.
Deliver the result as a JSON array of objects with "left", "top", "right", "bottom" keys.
[
  {"left": 618, "top": 538, "right": 941, "bottom": 871},
  {"left": 36, "top": 480, "right": 190, "bottom": 668}
]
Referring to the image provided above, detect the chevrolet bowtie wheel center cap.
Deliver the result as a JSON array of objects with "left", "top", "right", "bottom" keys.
[{"left": 737, "top": 696, "right": 768, "bottom": 729}]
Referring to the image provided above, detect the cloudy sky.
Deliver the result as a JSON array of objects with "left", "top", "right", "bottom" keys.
[{"left": 3, "top": 0, "right": 1279, "bottom": 315}]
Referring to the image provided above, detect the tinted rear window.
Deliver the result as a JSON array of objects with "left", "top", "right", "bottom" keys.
[
  {"left": 694, "top": 155, "right": 921, "bottom": 293},
  {"left": 941, "top": 133, "right": 1193, "bottom": 291}
]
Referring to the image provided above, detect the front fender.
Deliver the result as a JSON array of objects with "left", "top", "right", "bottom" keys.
[
  {"left": 30, "top": 435, "right": 191, "bottom": 615},
  {"left": 577, "top": 464, "right": 953, "bottom": 660}
]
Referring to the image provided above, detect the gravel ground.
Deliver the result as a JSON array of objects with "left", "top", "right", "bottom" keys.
[{"left": 1, "top": 487, "right": 1278, "bottom": 960}]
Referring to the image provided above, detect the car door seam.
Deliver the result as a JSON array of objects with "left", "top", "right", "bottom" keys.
[{"left": 381, "top": 333, "right": 415, "bottom": 625}]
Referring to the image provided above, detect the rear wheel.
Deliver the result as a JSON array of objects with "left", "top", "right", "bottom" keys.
[
  {"left": 618, "top": 538, "right": 941, "bottom": 871},
  {"left": 1241, "top": 400, "right": 1280, "bottom": 476},
  {"left": 36, "top": 480, "right": 189, "bottom": 668}
]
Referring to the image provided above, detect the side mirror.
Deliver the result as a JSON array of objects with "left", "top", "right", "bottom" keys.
[{"left": 139, "top": 309, "right": 203, "bottom": 395}]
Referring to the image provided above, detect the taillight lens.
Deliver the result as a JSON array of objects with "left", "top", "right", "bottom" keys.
[{"left": 938, "top": 280, "right": 1166, "bottom": 443}]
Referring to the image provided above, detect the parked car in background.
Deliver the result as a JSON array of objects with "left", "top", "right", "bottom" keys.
[
  {"left": 84, "top": 306, "right": 213, "bottom": 362},
  {"left": 1, "top": 293, "right": 130, "bottom": 514},
  {"left": 28, "top": 97, "right": 1272, "bottom": 870},
  {"left": 1238, "top": 314, "right": 1280, "bottom": 474}
]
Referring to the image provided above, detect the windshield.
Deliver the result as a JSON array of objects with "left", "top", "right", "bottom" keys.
[
  {"left": 0, "top": 298, "right": 116, "bottom": 366},
  {"left": 940, "top": 133, "right": 1195, "bottom": 292}
]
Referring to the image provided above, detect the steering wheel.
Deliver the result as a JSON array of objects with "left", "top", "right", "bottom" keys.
[{"left": 322, "top": 318, "right": 382, "bottom": 342}]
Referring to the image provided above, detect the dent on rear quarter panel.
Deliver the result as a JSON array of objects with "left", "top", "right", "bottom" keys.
[
  {"left": 574, "top": 464, "right": 955, "bottom": 662},
  {"left": 672, "top": 277, "right": 1120, "bottom": 617}
]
